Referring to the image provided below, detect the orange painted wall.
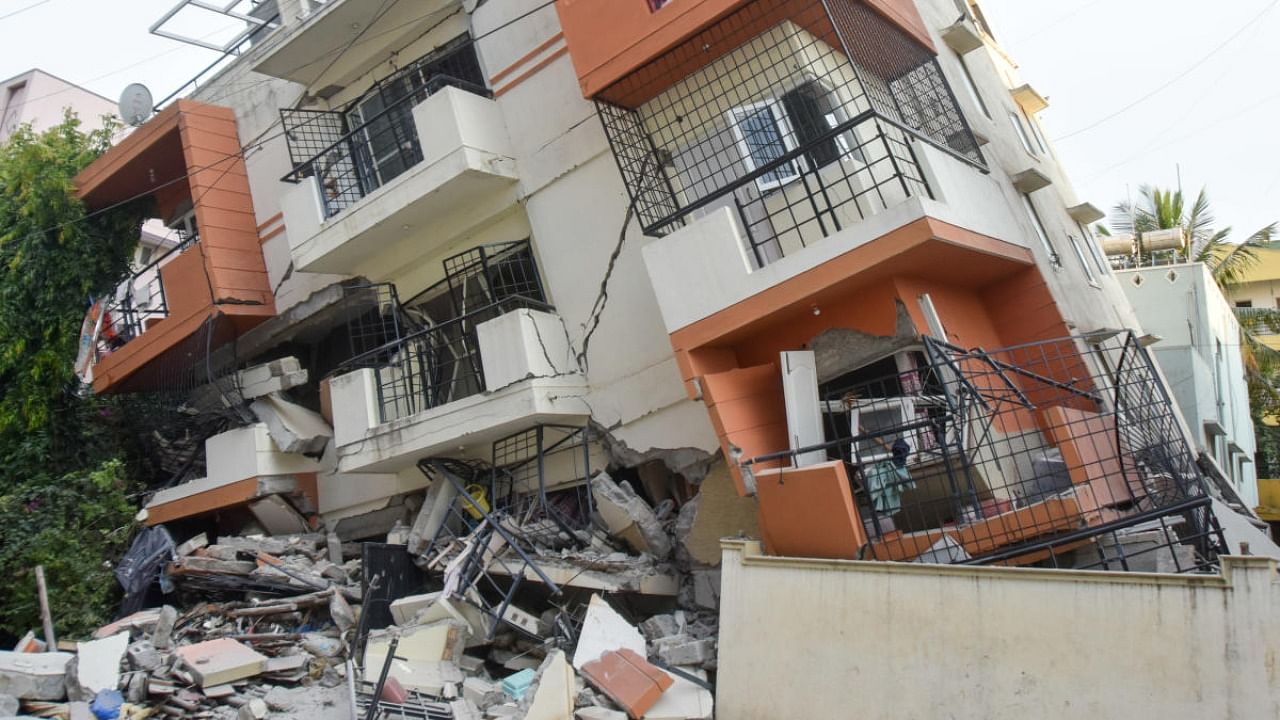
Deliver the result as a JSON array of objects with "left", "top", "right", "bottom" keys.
[
  {"left": 754, "top": 460, "right": 867, "bottom": 558},
  {"left": 79, "top": 100, "right": 275, "bottom": 393},
  {"left": 556, "top": 0, "right": 933, "bottom": 105}
]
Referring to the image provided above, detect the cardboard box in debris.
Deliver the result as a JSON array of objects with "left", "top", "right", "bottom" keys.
[{"left": 2, "top": 456, "right": 755, "bottom": 720}]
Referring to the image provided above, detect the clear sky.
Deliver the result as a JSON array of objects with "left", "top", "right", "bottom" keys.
[{"left": 1, "top": 0, "right": 1278, "bottom": 241}]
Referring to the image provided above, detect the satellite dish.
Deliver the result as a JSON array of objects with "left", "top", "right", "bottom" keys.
[{"left": 118, "top": 84, "right": 154, "bottom": 127}]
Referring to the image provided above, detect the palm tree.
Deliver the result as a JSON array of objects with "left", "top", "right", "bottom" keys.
[
  {"left": 1109, "top": 184, "right": 1276, "bottom": 286},
  {"left": 1107, "top": 184, "right": 1280, "bottom": 418}
]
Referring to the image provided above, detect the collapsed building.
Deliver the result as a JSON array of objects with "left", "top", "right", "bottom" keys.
[{"left": 12, "top": 0, "right": 1280, "bottom": 718}]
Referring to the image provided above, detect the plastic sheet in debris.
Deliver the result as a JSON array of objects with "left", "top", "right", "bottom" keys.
[{"left": 115, "top": 526, "right": 176, "bottom": 612}]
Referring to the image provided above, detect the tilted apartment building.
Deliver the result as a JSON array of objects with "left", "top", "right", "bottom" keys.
[{"left": 70, "top": 1, "right": 1280, "bottom": 713}]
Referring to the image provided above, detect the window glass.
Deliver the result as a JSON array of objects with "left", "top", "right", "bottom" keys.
[
  {"left": 1077, "top": 222, "right": 1110, "bottom": 275},
  {"left": 731, "top": 103, "right": 798, "bottom": 189}
]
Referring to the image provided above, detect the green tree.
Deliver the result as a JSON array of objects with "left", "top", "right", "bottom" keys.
[{"left": 0, "top": 113, "right": 149, "bottom": 637}]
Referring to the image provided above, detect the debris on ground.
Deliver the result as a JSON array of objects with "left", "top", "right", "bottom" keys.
[{"left": 6, "top": 451, "right": 726, "bottom": 720}]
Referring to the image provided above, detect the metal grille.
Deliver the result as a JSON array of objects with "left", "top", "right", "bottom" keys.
[
  {"left": 439, "top": 241, "right": 548, "bottom": 316},
  {"left": 749, "top": 331, "right": 1225, "bottom": 573},
  {"left": 594, "top": 0, "right": 982, "bottom": 266},
  {"left": 491, "top": 425, "right": 595, "bottom": 548},
  {"left": 340, "top": 283, "right": 415, "bottom": 370},
  {"left": 280, "top": 38, "right": 490, "bottom": 218}
]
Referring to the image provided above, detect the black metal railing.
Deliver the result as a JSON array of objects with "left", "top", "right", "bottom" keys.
[
  {"left": 98, "top": 231, "right": 199, "bottom": 353},
  {"left": 746, "top": 331, "right": 1225, "bottom": 573},
  {"left": 594, "top": 0, "right": 983, "bottom": 267},
  {"left": 348, "top": 295, "right": 553, "bottom": 424},
  {"left": 281, "top": 73, "right": 491, "bottom": 219}
]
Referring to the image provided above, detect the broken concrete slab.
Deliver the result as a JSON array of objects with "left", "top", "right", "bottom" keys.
[
  {"left": 0, "top": 693, "right": 18, "bottom": 716},
  {"left": 450, "top": 698, "right": 484, "bottom": 720},
  {"left": 462, "top": 677, "right": 504, "bottom": 709},
  {"left": 571, "top": 595, "right": 646, "bottom": 671},
  {"left": 576, "top": 708, "right": 627, "bottom": 720},
  {"left": 238, "top": 697, "right": 268, "bottom": 720},
  {"left": 151, "top": 605, "right": 177, "bottom": 651},
  {"left": 71, "top": 632, "right": 128, "bottom": 699},
  {"left": 407, "top": 476, "right": 460, "bottom": 557},
  {"left": 643, "top": 667, "right": 713, "bottom": 720},
  {"left": 520, "top": 650, "right": 575, "bottom": 720},
  {"left": 581, "top": 649, "right": 672, "bottom": 720},
  {"left": 126, "top": 640, "right": 162, "bottom": 672},
  {"left": 675, "top": 461, "right": 760, "bottom": 566},
  {"left": 689, "top": 569, "right": 720, "bottom": 611},
  {"left": 251, "top": 393, "right": 333, "bottom": 456},
  {"left": 175, "top": 639, "right": 268, "bottom": 688},
  {"left": 94, "top": 608, "right": 162, "bottom": 640},
  {"left": 638, "top": 615, "right": 681, "bottom": 642},
  {"left": 239, "top": 357, "right": 308, "bottom": 400},
  {"left": 652, "top": 637, "right": 715, "bottom": 667},
  {"left": 0, "top": 651, "right": 73, "bottom": 700},
  {"left": 175, "top": 532, "right": 209, "bottom": 557},
  {"left": 591, "top": 473, "right": 672, "bottom": 559},
  {"left": 247, "top": 495, "right": 310, "bottom": 536}
]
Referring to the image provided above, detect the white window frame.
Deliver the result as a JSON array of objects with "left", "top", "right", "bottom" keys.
[
  {"left": 1021, "top": 194, "right": 1059, "bottom": 267},
  {"left": 1077, "top": 222, "right": 1110, "bottom": 276},
  {"left": 1067, "top": 234, "right": 1098, "bottom": 286},
  {"left": 729, "top": 100, "right": 800, "bottom": 192},
  {"left": 1009, "top": 110, "right": 1036, "bottom": 155}
]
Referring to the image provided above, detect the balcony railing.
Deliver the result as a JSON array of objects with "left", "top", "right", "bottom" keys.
[
  {"left": 594, "top": 0, "right": 983, "bottom": 267},
  {"left": 98, "top": 231, "right": 197, "bottom": 354},
  {"left": 347, "top": 295, "right": 554, "bottom": 424},
  {"left": 746, "top": 331, "right": 1226, "bottom": 573}
]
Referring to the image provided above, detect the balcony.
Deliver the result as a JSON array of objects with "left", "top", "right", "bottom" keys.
[
  {"left": 555, "top": 0, "right": 937, "bottom": 99},
  {"left": 1234, "top": 306, "right": 1280, "bottom": 336},
  {"left": 280, "top": 77, "right": 518, "bottom": 276},
  {"left": 587, "top": 0, "right": 983, "bottom": 270},
  {"left": 251, "top": 0, "right": 462, "bottom": 88},
  {"left": 330, "top": 300, "right": 588, "bottom": 474},
  {"left": 74, "top": 100, "right": 275, "bottom": 393}
]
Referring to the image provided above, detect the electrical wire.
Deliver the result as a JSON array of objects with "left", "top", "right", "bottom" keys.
[{"left": 1054, "top": 0, "right": 1279, "bottom": 142}]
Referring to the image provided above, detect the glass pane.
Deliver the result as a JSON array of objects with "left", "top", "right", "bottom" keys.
[{"left": 737, "top": 105, "right": 794, "bottom": 185}]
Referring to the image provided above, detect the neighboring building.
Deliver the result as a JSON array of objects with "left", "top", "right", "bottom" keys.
[
  {"left": 1116, "top": 261, "right": 1258, "bottom": 507},
  {"left": 69, "top": 0, "right": 1280, "bottom": 712},
  {"left": 0, "top": 68, "right": 117, "bottom": 142},
  {"left": 1224, "top": 244, "right": 1280, "bottom": 351}
]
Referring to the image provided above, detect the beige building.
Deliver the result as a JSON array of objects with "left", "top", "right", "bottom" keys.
[{"left": 0, "top": 68, "right": 116, "bottom": 142}]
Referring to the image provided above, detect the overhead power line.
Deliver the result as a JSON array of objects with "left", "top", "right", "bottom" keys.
[
  {"left": 0, "top": 0, "right": 53, "bottom": 22},
  {"left": 1054, "top": 0, "right": 1279, "bottom": 143}
]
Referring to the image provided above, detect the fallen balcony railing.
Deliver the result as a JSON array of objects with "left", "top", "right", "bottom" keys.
[
  {"left": 744, "top": 331, "right": 1227, "bottom": 573},
  {"left": 280, "top": 74, "right": 492, "bottom": 219}
]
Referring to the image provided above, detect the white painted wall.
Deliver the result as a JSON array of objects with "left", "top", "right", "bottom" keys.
[
  {"left": 1118, "top": 262, "right": 1258, "bottom": 506},
  {"left": 718, "top": 539, "right": 1280, "bottom": 719},
  {"left": 916, "top": 0, "right": 1142, "bottom": 335}
]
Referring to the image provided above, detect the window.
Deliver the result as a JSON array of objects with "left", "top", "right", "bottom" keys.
[
  {"left": 648, "top": 0, "right": 672, "bottom": 9},
  {"left": 1236, "top": 301, "right": 1254, "bottom": 308},
  {"left": 1077, "top": 222, "right": 1110, "bottom": 276},
  {"left": 730, "top": 102, "right": 799, "bottom": 190},
  {"left": 955, "top": 54, "right": 990, "bottom": 118},
  {"left": 1026, "top": 112, "right": 1049, "bottom": 154},
  {"left": 1067, "top": 235, "right": 1097, "bottom": 286},
  {"left": 1009, "top": 111, "right": 1036, "bottom": 155},
  {"left": 730, "top": 80, "right": 857, "bottom": 191},
  {"left": 345, "top": 37, "right": 485, "bottom": 192},
  {"left": 1021, "top": 194, "right": 1059, "bottom": 266}
]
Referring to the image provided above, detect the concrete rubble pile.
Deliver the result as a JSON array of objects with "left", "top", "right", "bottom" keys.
[
  {"left": 3, "top": 453, "right": 743, "bottom": 720},
  {"left": 0, "top": 532, "right": 359, "bottom": 720}
]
